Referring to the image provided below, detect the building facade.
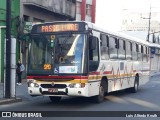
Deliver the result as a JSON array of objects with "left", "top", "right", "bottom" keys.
[
  {"left": 121, "top": 11, "right": 160, "bottom": 33},
  {"left": 0, "top": 0, "right": 20, "bottom": 82},
  {"left": 76, "top": 0, "right": 96, "bottom": 23},
  {"left": 20, "top": 0, "right": 76, "bottom": 23}
]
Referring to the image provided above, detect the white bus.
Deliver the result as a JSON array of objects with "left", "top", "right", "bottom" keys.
[{"left": 27, "top": 21, "right": 150, "bottom": 103}]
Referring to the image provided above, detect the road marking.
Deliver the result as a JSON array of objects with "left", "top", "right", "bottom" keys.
[
  {"left": 105, "top": 95, "right": 128, "bottom": 104},
  {"left": 126, "top": 97, "right": 160, "bottom": 110}
]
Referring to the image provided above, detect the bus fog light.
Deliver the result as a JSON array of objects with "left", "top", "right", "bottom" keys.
[
  {"left": 68, "top": 83, "right": 85, "bottom": 88},
  {"left": 68, "top": 83, "right": 81, "bottom": 88},
  {"left": 34, "top": 83, "right": 39, "bottom": 87}
]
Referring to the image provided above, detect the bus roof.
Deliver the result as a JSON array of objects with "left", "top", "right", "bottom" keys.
[{"left": 85, "top": 21, "right": 150, "bottom": 46}]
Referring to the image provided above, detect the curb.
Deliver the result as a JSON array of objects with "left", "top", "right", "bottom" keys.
[{"left": 0, "top": 97, "right": 22, "bottom": 105}]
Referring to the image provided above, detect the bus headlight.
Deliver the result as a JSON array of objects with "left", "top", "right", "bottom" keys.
[
  {"left": 30, "top": 83, "right": 35, "bottom": 87},
  {"left": 68, "top": 83, "right": 85, "bottom": 88},
  {"left": 75, "top": 83, "right": 81, "bottom": 88},
  {"left": 28, "top": 82, "right": 39, "bottom": 87}
]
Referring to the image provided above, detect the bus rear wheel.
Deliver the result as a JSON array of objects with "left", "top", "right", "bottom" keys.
[
  {"left": 129, "top": 75, "right": 139, "bottom": 93},
  {"left": 49, "top": 96, "right": 61, "bottom": 103}
]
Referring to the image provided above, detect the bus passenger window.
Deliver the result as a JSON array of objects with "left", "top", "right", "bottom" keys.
[
  {"left": 109, "top": 36, "right": 118, "bottom": 59},
  {"left": 141, "top": 45, "right": 144, "bottom": 53},
  {"left": 100, "top": 34, "right": 109, "bottom": 60},
  {"left": 132, "top": 43, "right": 138, "bottom": 61},
  {"left": 143, "top": 46, "right": 148, "bottom": 62},
  {"left": 118, "top": 39, "right": 125, "bottom": 60},
  {"left": 115, "top": 38, "right": 119, "bottom": 49},
  {"left": 126, "top": 41, "right": 132, "bottom": 60},
  {"left": 136, "top": 44, "right": 139, "bottom": 52},
  {"left": 138, "top": 45, "right": 142, "bottom": 61}
]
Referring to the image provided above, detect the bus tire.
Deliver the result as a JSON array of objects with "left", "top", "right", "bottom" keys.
[
  {"left": 92, "top": 81, "right": 105, "bottom": 103},
  {"left": 129, "top": 75, "right": 139, "bottom": 93},
  {"left": 49, "top": 96, "right": 61, "bottom": 103}
]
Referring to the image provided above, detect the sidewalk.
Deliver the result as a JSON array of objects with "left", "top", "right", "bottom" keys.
[{"left": 0, "top": 80, "right": 26, "bottom": 105}]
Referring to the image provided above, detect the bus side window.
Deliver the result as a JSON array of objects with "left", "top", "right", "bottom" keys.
[
  {"left": 141, "top": 45, "right": 143, "bottom": 61},
  {"left": 141, "top": 45, "right": 144, "bottom": 61},
  {"left": 143, "top": 46, "right": 148, "bottom": 62},
  {"left": 115, "top": 38, "right": 119, "bottom": 49},
  {"left": 136, "top": 44, "right": 139, "bottom": 52},
  {"left": 132, "top": 43, "right": 138, "bottom": 61},
  {"left": 118, "top": 39, "right": 125, "bottom": 60},
  {"left": 126, "top": 41, "right": 132, "bottom": 60},
  {"left": 89, "top": 36, "right": 99, "bottom": 72},
  {"left": 100, "top": 34, "right": 109, "bottom": 60},
  {"left": 109, "top": 36, "right": 118, "bottom": 59},
  {"left": 138, "top": 45, "right": 142, "bottom": 61},
  {"left": 141, "top": 45, "right": 144, "bottom": 53},
  {"left": 107, "top": 36, "right": 109, "bottom": 47}
]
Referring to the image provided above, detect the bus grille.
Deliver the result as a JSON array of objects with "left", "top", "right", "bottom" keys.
[
  {"left": 41, "top": 84, "right": 67, "bottom": 89},
  {"left": 41, "top": 91, "right": 67, "bottom": 95}
]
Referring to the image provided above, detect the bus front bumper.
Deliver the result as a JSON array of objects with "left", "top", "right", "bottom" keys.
[{"left": 28, "top": 85, "right": 89, "bottom": 97}]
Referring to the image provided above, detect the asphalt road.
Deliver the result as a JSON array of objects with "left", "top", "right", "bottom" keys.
[{"left": 0, "top": 75, "right": 160, "bottom": 120}]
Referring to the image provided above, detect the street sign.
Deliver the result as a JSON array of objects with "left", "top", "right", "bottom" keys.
[{"left": 24, "top": 22, "right": 32, "bottom": 33}]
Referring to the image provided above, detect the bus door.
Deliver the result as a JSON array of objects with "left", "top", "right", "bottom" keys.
[{"left": 88, "top": 35, "right": 100, "bottom": 96}]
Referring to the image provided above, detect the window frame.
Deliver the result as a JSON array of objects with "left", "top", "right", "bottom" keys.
[
  {"left": 100, "top": 34, "right": 109, "bottom": 60},
  {"left": 108, "top": 36, "right": 118, "bottom": 59}
]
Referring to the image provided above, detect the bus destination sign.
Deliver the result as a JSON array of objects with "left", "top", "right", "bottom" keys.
[
  {"left": 41, "top": 24, "right": 79, "bottom": 32},
  {"left": 31, "top": 22, "right": 86, "bottom": 33}
]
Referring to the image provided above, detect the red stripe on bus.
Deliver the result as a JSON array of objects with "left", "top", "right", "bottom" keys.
[
  {"left": 103, "top": 71, "right": 112, "bottom": 74},
  {"left": 89, "top": 72, "right": 100, "bottom": 75}
]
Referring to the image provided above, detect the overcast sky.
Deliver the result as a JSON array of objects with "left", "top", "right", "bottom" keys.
[{"left": 96, "top": 0, "right": 160, "bottom": 31}]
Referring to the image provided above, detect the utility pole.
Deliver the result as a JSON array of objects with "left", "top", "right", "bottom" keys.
[
  {"left": 5, "top": 0, "right": 11, "bottom": 98},
  {"left": 147, "top": 6, "right": 151, "bottom": 41},
  {"left": 141, "top": 5, "right": 152, "bottom": 41}
]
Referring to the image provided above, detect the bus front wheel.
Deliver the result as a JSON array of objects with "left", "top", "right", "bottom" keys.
[{"left": 92, "top": 82, "right": 105, "bottom": 103}]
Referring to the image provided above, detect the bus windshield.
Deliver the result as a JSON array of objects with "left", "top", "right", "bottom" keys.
[{"left": 28, "top": 33, "right": 86, "bottom": 75}]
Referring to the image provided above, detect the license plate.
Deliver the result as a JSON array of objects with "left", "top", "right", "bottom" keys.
[{"left": 48, "top": 88, "right": 58, "bottom": 93}]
